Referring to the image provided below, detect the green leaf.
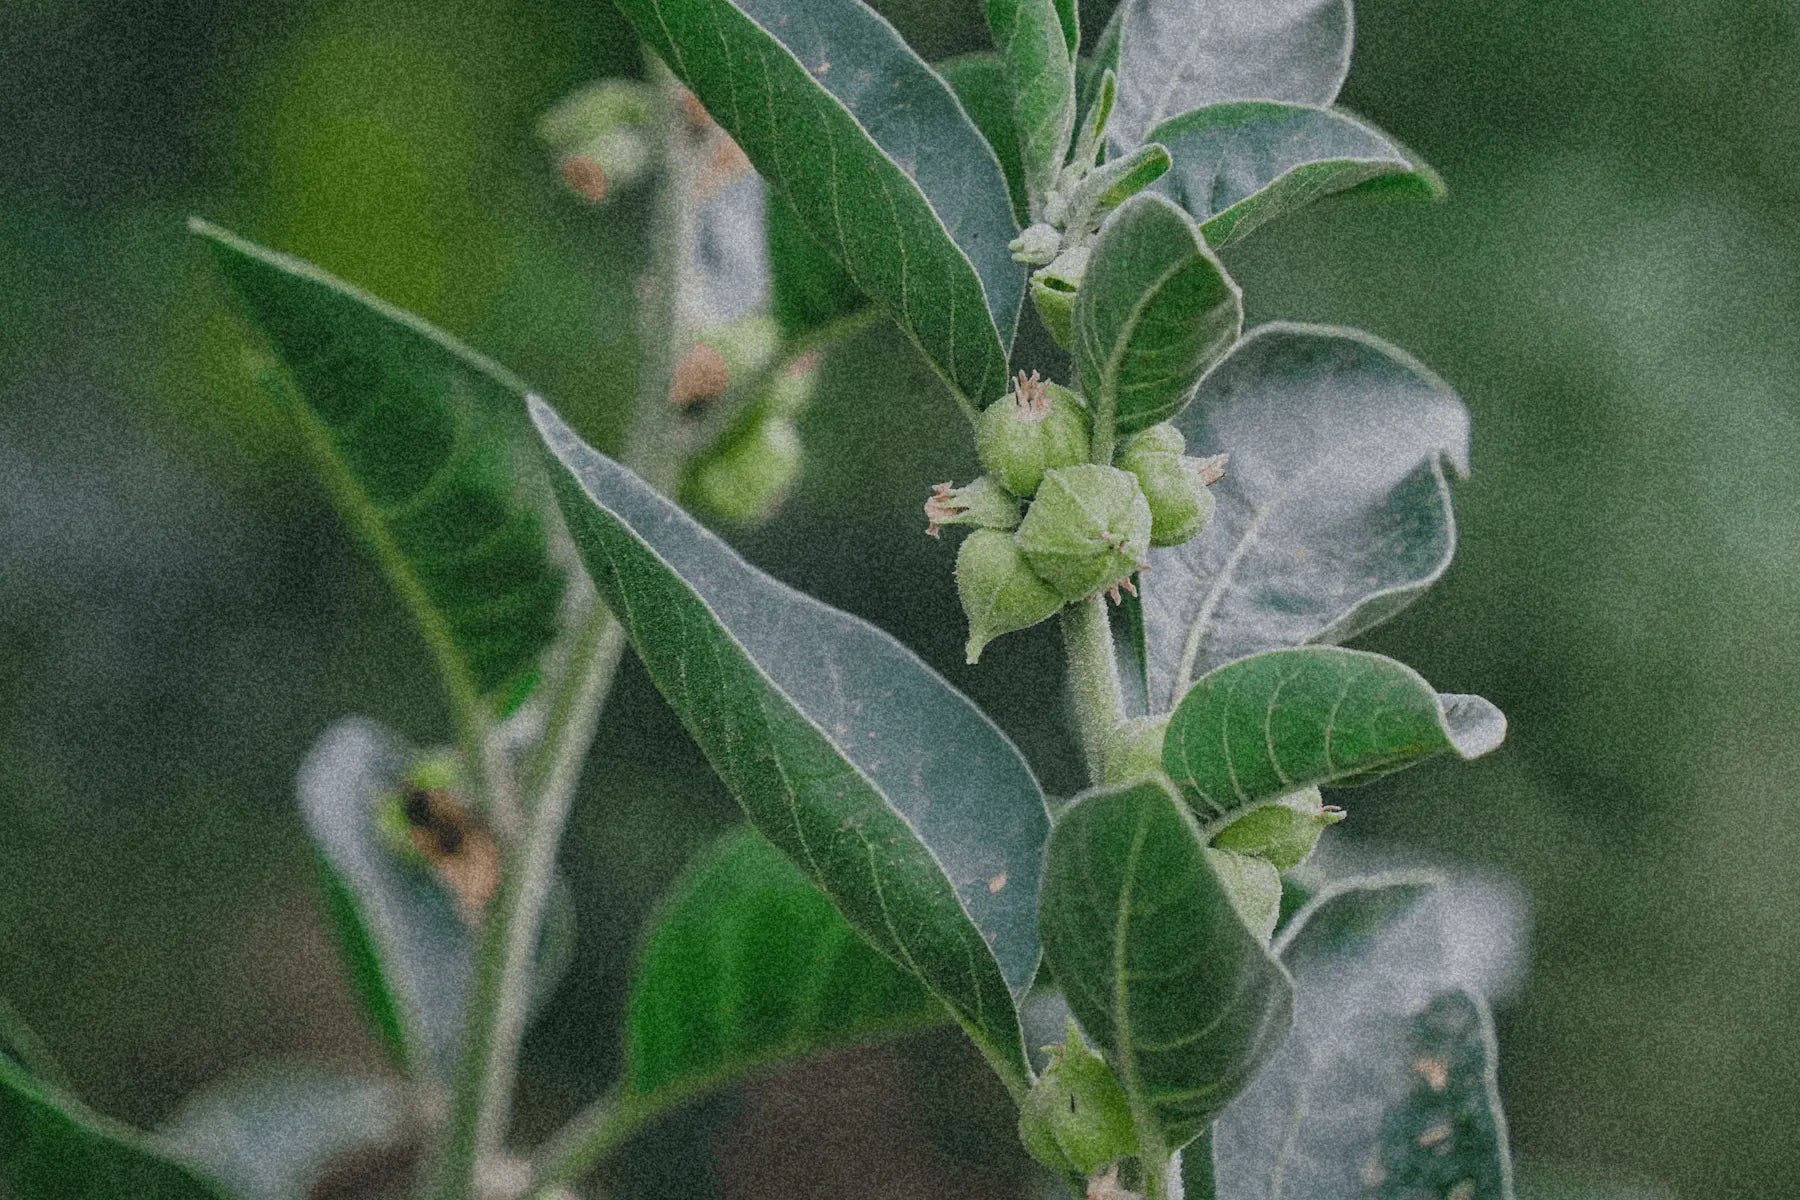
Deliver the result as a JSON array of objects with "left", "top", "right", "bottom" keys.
[
  {"left": 532, "top": 400, "right": 1048, "bottom": 1091},
  {"left": 766, "top": 190, "right": 870, "bottom": 341},
  {"left": 190, "top": 220, "right": 565, "bottom": 712},
  {"left": 627, "top": 829, "right": 944, "bottom": 1105},
  {"left": 159, "top": 1067, "right": 405, "bottom": 1200},
  {"left": 299, "top": 720, "right": 474, "bottom": 1081},
  {"left": 1162, "top": 647, "right": 1505, "bottom": 824},
  {"left": 1073, "top": 193, "right": 1242, "bottom": 444},
  {"left": 1052, "top": 0, "right": 1079, "bottom": 56},
  {"left": 617, "top": 0, "right": 1024, "bottom": 415},
  {"left": 1038, "top": 778, "right": 1293, "bottom": 1155},
  {"left": 1142, "top": 324, "right": 1471, "bottom": 710},
  {"left": 1149, "top": 102, "right": 1444, "bottom": 248},
  {"left": 937, "top": 54, "right": 1029, "bottom": 226},
  {"left": 1108, "top": 0, "right": 1352, "bottom": 149},
  {"left": 1212, "top": 877, "right": 1519, "bottom": 1199},
  {"left": 0, "top": 1055, "right": 232, "bottom": 1200},
  {"left": 986, "top": 0, "right": 1078, "bottom": 217}
]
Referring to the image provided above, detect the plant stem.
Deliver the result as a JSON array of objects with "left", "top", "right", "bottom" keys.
[
  {"left": 429, "top": 59, "right": 701, "bottom": 1200},
  {"left": 526, "top": 1085, "right": 654, "bottom": 1197},
  {"left": 1061, "top": 596, "right": 1125, "bottom": 785}
]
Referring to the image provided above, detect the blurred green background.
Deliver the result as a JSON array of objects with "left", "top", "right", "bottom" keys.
[{"left": 3, "top": 1, "right": 1796, "bottom": 1196}]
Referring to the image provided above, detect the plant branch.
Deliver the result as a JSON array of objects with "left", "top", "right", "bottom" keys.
[
  {"left": 429, "top": 58, "right": 702, "bottom": 1200},
  {"left": 1061, "top": 596, "right": 1126, "bottom": 786}
]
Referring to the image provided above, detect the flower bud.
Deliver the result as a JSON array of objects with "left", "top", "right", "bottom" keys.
[
  {"left": 685, "top": 418, "right": 801, "bottom": 525},
  {"left": 1010, "top": 221, "right": 1063, "bottom": 266},
  {"left": 1028, "top": 245, "right": 1089, "bottom": 350},
  {"left": 1017, "top": 1020, "right": 1138, "bottom": 1177},
  {"left": 957, "top": 528, "right": 1065, "bottom": 663},
  {"left": 1101, "top": 715, "right": 1169, "bottom": 784},
  {"left": 977, "top": 372, "right": 1090, "bottom": 498},
  {"left": 1205, "top": 846, "right": 1283, "bottom": 944},
  {"left": 924, "top": 476, "right": 1020, "bottom": 538},
  {"left": 1210, "top": 787, "right": 1345, "bottom": 872},
  {"left": 1117, "top": 424, "right": 1215, "bottom": 548},
  {"left": 1014, "top": 464, "right": 1151, "bottom": 603},
  {"left": 538, "top": 81, "right": 657, "bottom": 202}
]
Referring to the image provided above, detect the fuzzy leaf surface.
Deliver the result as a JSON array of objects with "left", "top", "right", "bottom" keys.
[
  {"left": 1074, "top": 193, "right": 1242, "bottom": 440},
  {"left": 1109, "top": 0, "right": 1352, "bottom": 149},
  {"left": 938, "top": 53, "right": 1029, "bottom": 225},
  {"left": 191, "top": 221, "right": 564, "bottom": 710},
  {"left": 1162, "top": 647, "right": 1505, "bottom": 823},
  {"left": 1144, "top": 324, "right": 1471, "bottom": 710},
  {"left": 160, "top": 1068, "right": 405, "bottom": 1200},
  {"left": 627, "top": 829, "right": 944, "bottom": 1106},
  {"left": 1211, "top": 877, "right": 1518, "bottom": 1200},
  {"left": 766, "top": 190, "right": 870, "bottom": 340},
  {"left": 0, "top": 1056, "right": 231, "bottom": 1200},
  {"left": 1038, "top": 778, "right": 1293, "bottom": 1154},
  {"left": 617, "top": 0, "right": 1024, "bottom": 413},
  {"left": 986, "top": 0, "right": 1078, "bottom": 215},
  {"left": 533, "top": 400, "right": 1046, "bottom": 1087},
  {"left": 1150, "top": 102, "right": 1443, "bottom": 247}
]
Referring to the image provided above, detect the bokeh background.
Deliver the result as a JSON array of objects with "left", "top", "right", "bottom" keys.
[{"left": 4, "top": 1, "right": 1797, "bottom": 1196}]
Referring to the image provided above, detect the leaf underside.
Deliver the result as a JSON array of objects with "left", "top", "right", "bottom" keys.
[
  {"left": 192, "top": 220, "right": 565, "bottom": 708},
  {"left": 627, "top": 829, "right": 944, "bottom": 1104},
  {"left": 1038, "top": 778, "right": 1293, "bottom": 1154},
  {"left": 159, "top": 1067, "right": 406, "bottom": 1200},
  {"left": 1143, "top": 323, "right": 1472, "bottom": 711},
  {"left": 298, "top": 719, "right": 474, "bottom": 1082},
  {"left": 1211, "top": 878, "right": 1517, "bottom": 1200},
  {"left": 533, "top": 400, "right": 1047, "bottom": 1084},
  {"left": 1149, "top": 102, "right": 1443, "bottom": 248},
  {"left": 617, "top": 0, "right": 1024, "bottom": 411},
  {"left": 1110, "top": 0, "right": 1353, "bottom": 150},
  {"left": 1162, "top": 646, "right": 1505, "bottom": 822}
]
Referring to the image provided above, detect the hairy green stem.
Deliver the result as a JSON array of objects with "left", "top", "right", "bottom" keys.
[
  {"left": 1062, "top": 596, "right": 1126, "bottom": 786},
  {"left": 429, "top": 59, "right": 700, "bottom": 1200}
]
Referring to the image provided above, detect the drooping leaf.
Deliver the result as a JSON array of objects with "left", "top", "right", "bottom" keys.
[
  {"left": 1162, "top": 647, "right": 1505, "bottom": 824},
  {"left": 1149, "top": 102, "right": 1444, "bottom": 248},
  {"left": 0, "top": 1055, "right": 232, "bottom": 1200},
  {"left": 1212, "top": 877, "right": 1519, "bottom": 1200},
  {"left": 1109, "top": 0, "right": 1353, "bottom": 150},
  {"left": 1038, "top": 778, "right": 1293, "bottom": 1155},
  {"left": 766, "top": 190, "right": 870, "bottom": 341},
  {"left": 617, "top": 0, "right": 1025, "bottom": 415},
  {"left": 937, "top": 53, "right": 1029, "bottom": 225},
  {"left": 532, "top": 400, "right": 1048, "bottom": 1089},
  {"left": 626, "top": 829, "right": 944, "bottom": 1106},
  {"left": 1142, "top": 324, "right": 1472, "bottom": 711},
  {"left": 986, "top": 0, "right": 1078, "bottom": 216},
  {"left": 1073, "top": 193, "right": 1242, "bottom": 442},
  {"left": 159, "top": 1067, "right": 406, "bottom": 1200},
  {"left": 190, "top": 220, "right": 565, "bottom": 712},
  {"left": 298, "top": 720, "right": 474, "bottom": 1082}
]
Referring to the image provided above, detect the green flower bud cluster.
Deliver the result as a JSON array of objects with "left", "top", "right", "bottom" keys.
[
  {"left": 680, "top": 317, "right": 817, "bottom": 526},
  {"left": 537, "top": 80, "right": 656, "bottom": 203},
  {"left": 939, "top": 373, "right": 1225, "bottom": 662},
  {"left": 1017, "top": 1020, "right": 1138, "bottom": 1177}
]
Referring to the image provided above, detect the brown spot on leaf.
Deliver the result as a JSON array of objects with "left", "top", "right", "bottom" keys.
[
  {"left": 1417, "top": 1122, "right": 1453, "bottom": 1151},
  {"left": 1414, "top": 1055, "right": 1451, "bottom": 1092},
  {"left": 987, "top": 872, "right": 1008, "bottom": 894},
  {"left": 402, "top": 784, "right": 501, "bottom": 922}
]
